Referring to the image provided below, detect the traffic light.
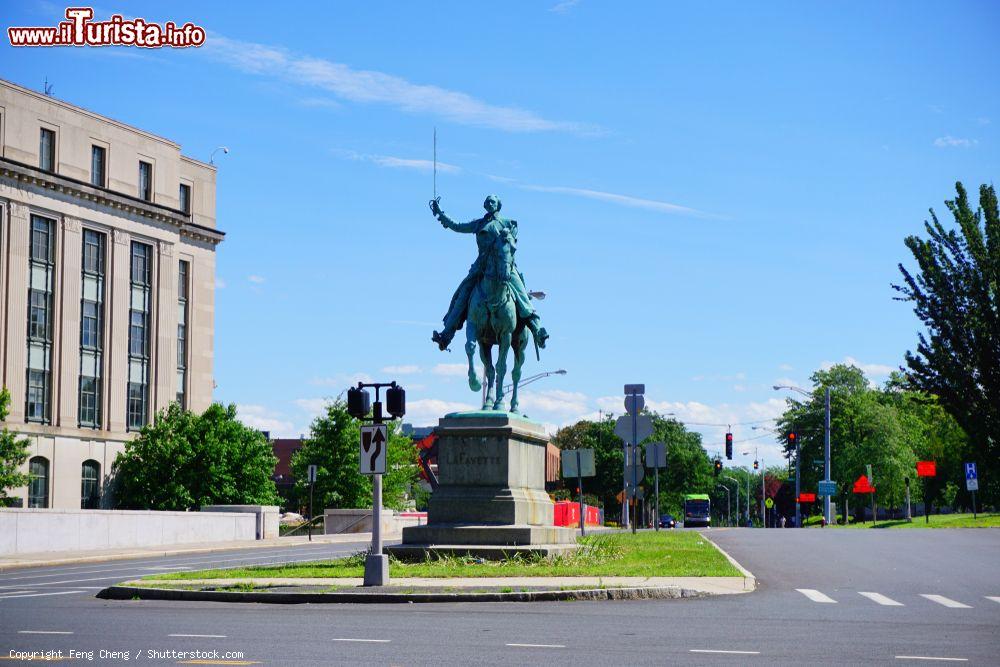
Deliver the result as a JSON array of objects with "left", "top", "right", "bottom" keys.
[
  {"left": 346, "top": 386, "right": 370, "bottom": 419},
  {"left": 714, "top": 458, "right": 723, "bottom": 476},
  {"left": 788, "top": 431, "right": 798, "bottom": 448},
  {"left": 386, "top": 385, "right": 406, "bottom": 418},
  {"left": 753, "top": 459, "right": 759, "bottom": 470},
  {"left": 725, "top": 432, "right": 733, "bottom": 460}
]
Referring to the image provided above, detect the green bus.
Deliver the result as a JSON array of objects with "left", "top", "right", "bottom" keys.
[{"left": 683, "top": 493, "right": 711, "bottom": 527}]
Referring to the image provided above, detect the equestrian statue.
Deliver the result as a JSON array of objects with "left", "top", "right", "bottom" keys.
[{"left": 429, "top": 195, "right": 549, "bottom": 413}]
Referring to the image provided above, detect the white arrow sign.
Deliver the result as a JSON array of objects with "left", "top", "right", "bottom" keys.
[
  {"left": 614, "top": 415, "right": 653, "bottom": 445},
  {"left": 359, "top": 424, "right": 388, "bottom": 475}
]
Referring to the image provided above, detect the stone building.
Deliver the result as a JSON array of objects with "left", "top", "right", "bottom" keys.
[{"left": 0, "top": 78, "right": 223, "bottom": 509}]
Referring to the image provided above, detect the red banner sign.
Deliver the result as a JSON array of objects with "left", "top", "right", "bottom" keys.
[
  {"left": 798, "top": 493, "right": 816, "bottom": 502},
  {"left": 916, "top": 461, "right": 936, "bottom": 477},
  {"left": 853, "top": 475, "right": 875, "bottom": 494}
]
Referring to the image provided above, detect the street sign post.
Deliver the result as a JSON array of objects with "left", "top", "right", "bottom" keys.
[
  {"left": 645, "top": 442, "right": 666, "bottom": 531},
  {"left": 817, "top": 480, "right": 837, "bottom": 497},
  {"left": 619, "top": 384, "right": 651, "bottom": 533},
  {"left": 360, "top": 424, "right": 388, "bottom": 475},
  {"left": 798, "top": 493, "right": 816, "bottom": 503},
  {"left": 307, "top": 464, "right": 317, "bottom": 542},
  {"left": 965, "top": 462, "right": 978, "bottom": 519},
  {"left": 561, "top": 449, "right": 596, "bottom": 536}
]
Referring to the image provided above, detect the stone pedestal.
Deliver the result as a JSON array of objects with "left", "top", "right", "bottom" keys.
[{"left": 389, "top": 412, "right": 578, "bottom": 560}]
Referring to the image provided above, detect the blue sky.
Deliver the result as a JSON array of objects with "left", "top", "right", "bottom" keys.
[{"left": 4, "top": 2, "right": 998, "bottom": 462}]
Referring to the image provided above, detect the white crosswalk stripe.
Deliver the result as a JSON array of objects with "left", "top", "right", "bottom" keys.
[
  {"left": 859, "top": 591, "right": 904, "bottom": 606},
  {"left": 920, "top": 594, "right": 971, "bottom": 608},
  {"left": 796, "top": 588, "right": 836, "bottom": 603}
]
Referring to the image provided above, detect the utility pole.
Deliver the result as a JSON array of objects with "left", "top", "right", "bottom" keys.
[
  {"left": 795, "top": 437, "right": 801, "bottom": 528},
  {"left": 723, "top": 476, "right": 739, "bottom": 528},
  {"left": 760, "top": 455, "right": 766, "bottom": 528},
  {"left": 823, "top": 386, "right": 832, "bottom": 525}
]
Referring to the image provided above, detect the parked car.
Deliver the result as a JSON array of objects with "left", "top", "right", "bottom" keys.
[{"left": 659, "top": 514, "right": 677, "bottom": 529}]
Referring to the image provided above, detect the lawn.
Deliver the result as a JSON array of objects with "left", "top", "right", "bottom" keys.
[
  {"left": 144, "top": 531, "right": 741, "bottom": 581},
  {"left": 804, "top": 512, "right": 1000, "bottom": 529}
]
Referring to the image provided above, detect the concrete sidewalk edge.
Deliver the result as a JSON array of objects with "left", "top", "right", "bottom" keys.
[
  {"left": 98, "top": 583, "right": 709, "bottom": 604},
  {"left": 699, "top": 530, "right": 757, "bottom": 590},
  {"left": 0, "top": 534, "right": 372, "bottom": 572}
]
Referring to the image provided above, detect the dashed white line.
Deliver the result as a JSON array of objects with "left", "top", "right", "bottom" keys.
[
  {"left": 0, "top": 590, "right": 86, "bottom": 599},
  {"left": 331, "top": 638, "right": 391, "bottom": 643},
  {"left": 18, "top": 630, "right": 74, "bottom": 635},
  {"left": 506, "top": 643, "right": 566, "bottom": 649},
  {"left": 985, "top": 596, "right": 1000, "bottom": 604},
  {"left": 690, "top": 649, "right": 761, "bottom": 655},
  {"left": 168, "top": 634, "right": 227, "bottom": 638},
  {"left": 796, "top": 588, "right": 837, "bottom": 603},
  {"left": 920, "top": 594, "right": 971, "bottom": 609},
  {"left": 859, "top": 591, "right": 904, "bottom": 606},
  {"left": 895, "top": 656, "right": 968, "bottom": 662}
]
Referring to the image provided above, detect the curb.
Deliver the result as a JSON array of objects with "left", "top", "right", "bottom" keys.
[
  {"left": 698, "top": 532, "right": 757, "bottom": 591},
  {"left": 97, "top": 584, "right": 707, "bottom": 605},
  {"left": 0, "top": 535, "right": 374, "bottom": 572}
]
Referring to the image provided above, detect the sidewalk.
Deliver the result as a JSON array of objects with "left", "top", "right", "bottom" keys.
[{"left": 0, "top": 533, "right": 373, "bottom": 571}]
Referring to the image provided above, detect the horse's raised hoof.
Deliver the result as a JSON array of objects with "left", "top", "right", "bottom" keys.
[
  {"left": 535, "top": 327, "right": 549, "bottom": 349},
  {"left": 432, "top": 330, "right": 453, "bottom": 351},
  {"left": 469, "top": 374, "right": 482, "bottom": 392}
]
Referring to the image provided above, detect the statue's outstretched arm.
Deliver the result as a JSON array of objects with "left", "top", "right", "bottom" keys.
[{"left": 430, "top": 200, "right": 478, "bottom": 233}]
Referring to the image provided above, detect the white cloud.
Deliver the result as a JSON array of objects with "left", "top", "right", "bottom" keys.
[
  {"left": 204, "top": 35, "right": 592, "bottom": 133},
  {"left": 778, "top": 363, "right": 794, "bottom": 371},
  {"left": 405, "top": 398, "right": 477, "bottom": 426},
  {"left": 382, "top": 365, "right": 421, "bottom": 375},
  {"left": 294, "top": 398, "right": 329, "bottom": 418},
  {"left": 333, "top": 149, "right": 461, "bottom": 173},
  {"left": 237, "top": 404, "right": 297, "bottom": 438},
  {"left": 298, "top": 97, "right": 342, "bottom": 110},
  {"left": 976, "top": 117, "right": 991, "bottom": 126},
  {"left": 517, "top": 183, "right": 715, "bottom": 218},
  {"left": 820, "top": 356, "right": 896, "bottom": 377},
  {"left": 432, "top": 363, "right": 467, "bottom": 377},
  {"left": 933, "top": 135, "right": 977, "bottom": 148},
  {"left": 549, "top": 0, "right": 581, "bottom": 12},
  {"left": 248, "top": 275, "right": 265, "bottom": 284},
  {"left": 215, "top": 278, "right": 227, "bottom": 289},
  {"left": 516, "top": 389, "right": 588, "bottom": 417},
  {"left": 311, "top": 372, "right": 373, "bottom": 387}
]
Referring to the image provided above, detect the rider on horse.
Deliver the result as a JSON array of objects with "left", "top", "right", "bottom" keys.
[{"left": 430, "top": 195, "right": 549, "bottom": 352}]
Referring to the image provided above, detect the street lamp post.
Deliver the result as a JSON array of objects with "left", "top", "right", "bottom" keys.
[
  {"left": 723, "top": 476, "right": 740, "bottom": 527},
  {"left": 717, "top": 484, "right": 731, "bottom": 526}
]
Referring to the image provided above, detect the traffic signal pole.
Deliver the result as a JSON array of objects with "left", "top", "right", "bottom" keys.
[
  {"left": 824, "top": 387, "right": 832, "bottom": 526},
  {"left": 795, "top": 438, "right": 801, "bottom": 528}
]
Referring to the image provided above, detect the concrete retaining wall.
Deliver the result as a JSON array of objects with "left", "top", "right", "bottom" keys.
[
  {"left": 0, "top": 508, "right": 257, "bottom": 555},
  {"left": 202, "top": 505, "right": 279, "bottom": 539},
  {"left": 324, "top": 509, "right": 425, "bottom": 538}
]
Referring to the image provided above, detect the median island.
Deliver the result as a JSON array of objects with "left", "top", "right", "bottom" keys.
[{"left": 101, "top": 531, "right": 754, "bottom": 604}]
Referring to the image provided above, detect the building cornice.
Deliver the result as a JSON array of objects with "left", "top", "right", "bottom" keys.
[{"left": 0, "top": 157, "right": 224, "bottom": 246}]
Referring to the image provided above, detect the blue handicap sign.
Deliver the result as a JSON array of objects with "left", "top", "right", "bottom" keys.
[{"left": 965, "top": 462, "right": 977, "bottom": 480}]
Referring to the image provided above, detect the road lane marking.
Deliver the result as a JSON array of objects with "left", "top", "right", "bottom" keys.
[
  {"left": 506, "top": 644, "right": 565, "bottom": 649},
  {"left": 169, "top": 634, "right": 227, "bottom": 638},
  {"left": 859, "top": 591, "right": 904, "bottom": 606},
  {"left": 690, "top": 649, "right": 761, "bottom": 655},
  {"left": 985, "top": 596, "right": 1000, "bottom": 604},
  {"left": 0, "top": 590, "right": 86, "bottom": 599},
  {"left": 177, "top": 662, "right": 260, "bottom": 665},
  {"left": 18, "top": 630, "right": 74, "bottom": 635},
  {"left": 895, "top": 656, "right": 968, "bottom": 662},
  {"left": 796, "top": 588, "right": 836, "bottom": 603},
  {"left": 920, "top": 594, "right": 971, "bottom": 608},
  {"left": 331, "top": 639, "right": 391, "bottom": 643},
  {"left": 0, "top": 591, "right": 34, "bottom": 595}
]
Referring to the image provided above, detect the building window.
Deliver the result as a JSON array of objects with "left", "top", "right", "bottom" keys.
[
  {"left": 79, "top": 230, "right": 105, "bottom": 428},
  {"left": 179, "top": 183, "right": 191, "bottom": 214},
  {"left": 91, "top": 145, "right": 106, "bottom": 187},
  {"left": 81, "top": 460, "right": 101, "bottom": 509},
  {"left": 39, "top": 128, "right": 55, "bottom": 172},
  {"left": 26, "top": 215, "right": 54, "bottom": 423},
  {"left": 127, "top": 242, "right": 152, "bottom": 430},
  {"left": 176, "top": 260, "right": 189, "bottom": 408},
  {"left": 138, "top": 161, "right": 152, "bottom": 201},
  {"left": 28, "top": 457, "right": 49, "bottom": 508}
]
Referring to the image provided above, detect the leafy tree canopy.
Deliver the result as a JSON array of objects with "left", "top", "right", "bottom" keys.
[
  {"left": 112, "top": 403, "right": 280, "bottom": 510},
  {"left": 894, "top": 182, "right": 999, "bottom": 502},
  {"left": 0, "top": 388, "right": 31, "bottom": 501}
]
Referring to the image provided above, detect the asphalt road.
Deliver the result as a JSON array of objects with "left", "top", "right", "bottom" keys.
[{"left": 1, "top": 529, "right": 998, "bottom": 666}]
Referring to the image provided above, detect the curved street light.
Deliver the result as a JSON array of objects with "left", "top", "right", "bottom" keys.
[
  {"left": 517, "top": 369, "right": 567, "bottom": 389},
  {"left": 774, "top": 383, "right": 833, "bottom": 526}
]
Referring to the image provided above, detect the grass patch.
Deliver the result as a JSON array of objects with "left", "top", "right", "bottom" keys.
[
  {"left": 822, "top": 512, "right": 1000, "bottom": 529},
  {"left": 144, "top": 531, "right": 739, "bottom": 580}
]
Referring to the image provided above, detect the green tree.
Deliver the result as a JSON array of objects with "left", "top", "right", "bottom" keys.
[
  {"left": 0, "top": 388, "right": 31, "bottom": 504},
  {"left": 894, "top": 182, "right": 999, "bottom": 503},
  {"left": 112, "top": 403, "right": 280, "bottom": 510},
  {"left": 290, "top": 400, "right": 418, "bottom": 512}
]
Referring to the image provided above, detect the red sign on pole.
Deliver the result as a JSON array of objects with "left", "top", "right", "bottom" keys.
[
  {"left": 916, "top": 461, "right": 936, "bottom": 477},
  {"left": 853, "top": 475, "right": 875, "bottom": 494},
  {"left": 798, "top": 493, "right": 816, "bottom": 503}
]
